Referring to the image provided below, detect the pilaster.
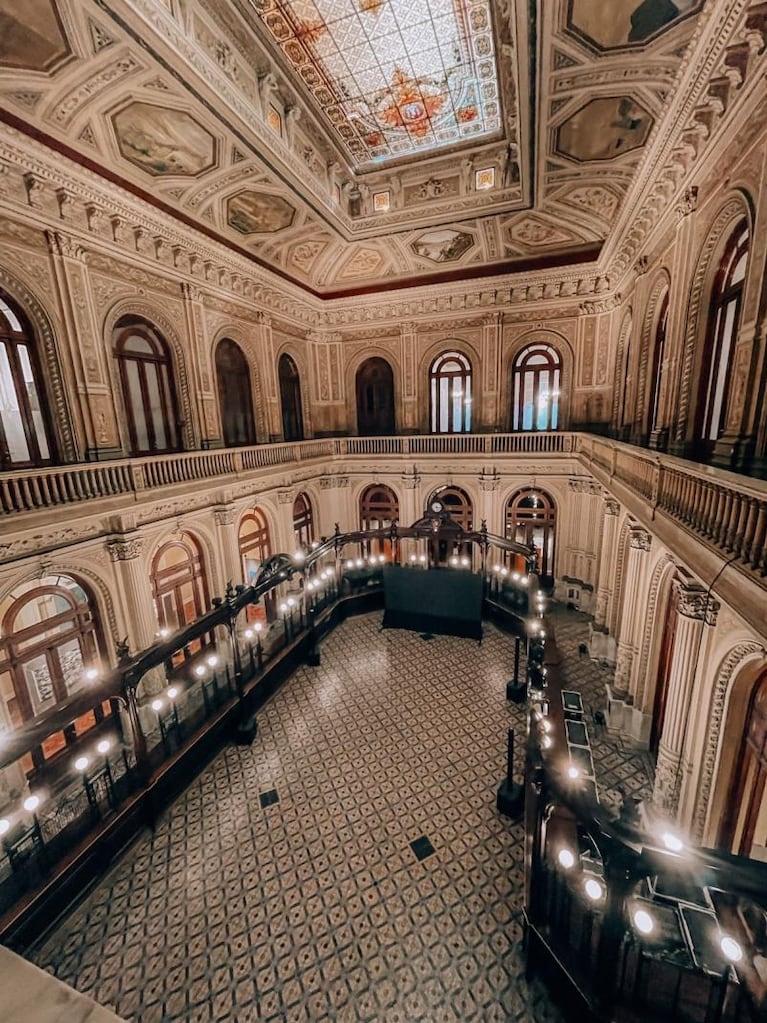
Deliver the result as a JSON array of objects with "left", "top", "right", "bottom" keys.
[
  {"left": 46, "top": 231, "right": 121, "bottom": 460},
  {"left": 607, "top": 527, "right": 652, "bottom": 736},
  {"left": 480, "top": 312, "right": 502, "bottom": 429},
  {"left": 589, "top": 497, "right": 621, "bottom": 663},
  {"left": 105, "top": 533, "right": 156, "bottom": 652},
  {"left": 399, "top": 322, "right": 418, "bottom": 432},
  {"left": 213, "top": 504, "right": 242, "bottom": 585},
  {"left": 255, "top": 312, "right": 282, "bottom": 441},
  {"left": 181, "top": 283, "right": 212, "bottom": 448}
]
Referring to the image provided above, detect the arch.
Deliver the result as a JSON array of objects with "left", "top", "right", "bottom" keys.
[
  {"left": 238, "top": 507, "right": 275, "bottom": 621},
  {"left": 692, "top": 218, "right": 750, "bottom": 454},
  {"left": 292, "top": 491, "right": 315, "bottom": 549},
  {"left": 426, "top": 485, "right": 473, "bottom": 531},
  {"left": 674, "top": 194, "right": 752, "bottom": 447},
  {"left": 215, "top": 337, "right": 256, "bottom": 446},
  {"left": 611, "top": 308, "right": 633, "bottom": 436},
  {"left": 359, "top": 483, "right": 399, "bottom": 556},
  {"left": 114, "top": 315, "right": 180, "bottom": 455},
  {"left": 0, "top": 288, "right": 58, "bottom": 469},
  {"left": 355, "top": 356, "right": 395, "bottom": 435},
  {"left": 697, "top": 643, "right": 765, "bottom": 845},
  {"left": 510, "top": 343, "right": 562, "bottom": 432},
  {"left": 151, "top": 531, "right": 211, "bottom": 663},
  {"left": 429, "top": 349, "right": 473, "bottom": 434},
  {"left": 502, "top": 329, "right": 575, "bottom": 432},
  {"left": 103, "top": 298, "right": 195, "bottom": 451},
  {"left": 209, "top": 323, "right": 268, "bottom": 442},
  {"left": 0, "top": 266, "right": 76, "bottom": 461},
  {"left": 635, "top": 271, "right": 671, "bottom": 443},
  {"left": 505, "top": 487, "right": 557, "bottom": 580},
  {"left": 278, "top": 352, "right": 304, "bottom": 441},
  {"left": 343, "top": 344, "right": 401, "bottom": 435},
  {"left": 0, "top": 573, "right": 111, "bottom": 773}
]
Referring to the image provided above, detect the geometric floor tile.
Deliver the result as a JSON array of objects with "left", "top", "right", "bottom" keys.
[{"left": 29, "top": 610, "right": 643, "bottom": 1022}]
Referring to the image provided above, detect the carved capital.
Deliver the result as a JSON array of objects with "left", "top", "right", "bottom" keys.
[
  {"left": 478, "top": 470, "right": 500, "bottom": 492},
  {"left": 107, "top": 535, "right": 145, "bottom": 561},
  {"left": 634, "top": 255, "right": 649, "bottom": 276},
  {"left": 213, "top": 505, "right": 236, "bottom": 526},
  {"left": 277, "top": 489, "right": 293, "bottom": 504},
  {"left": 604, "top": 497, "right": 620, "bottom": 516},
  {"left": 182, "top": 281, "right": 204, "bottom": 303},
  {"left": 676, "top": 583, "right": 718, "bottom": 624},
  {"left": 629, "top": 528, "right": 651, "bottom": 551},
  {"left": 46, "top": 229, "right": 86, "bottom": 261},
  {"left": 675, "top": 186, "right": 698, "bottom": 220}
]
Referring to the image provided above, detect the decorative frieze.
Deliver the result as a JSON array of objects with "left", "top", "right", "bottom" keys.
[{"left": 106, "top": 536, "right": 145, "bottom": 561}]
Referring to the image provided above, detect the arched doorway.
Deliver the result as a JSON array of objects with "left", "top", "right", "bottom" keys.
[
  {"left": 215, "top": 338, "right": 256, "bottom": 447},
  {"left": 506, "top": 488, "right": 556, "bottom": 582},
  {"left": 0, "top": 575, "right": 112, "bottom": 775},
  {"left": 238, "top": 509, "right": 275, "bottom": 622},
  {"left": 151, "top": 533, "right": 211, "bottom": 665},
  {"left": 356, "top": 357, "right": 395, "bottom": 435},
  {"left": 429, "top": 351, "right": 472, "bottom": 434},
  {"left": 114, "top": 316, "right": 180, "bottom": 455},
  {"left": 359, "top": 484, "right": 399, "bottom": 555},
  {"left": 720, "top": 670, "right": 767, "bottom": 858},
  {"left": 511, "top": 344, "right": 561, "bottom": 431},
  {"left": 279, "top": 353, "right": 304, "bottom": 442},
  {"left": 427, "top": 486, "right": 473, "bottom": 563},
  {"left": 0, "top": 289, "right": 57, "bottom": 469},
  {"left": 292, "top": 492, "right": 315, "bottom": 550}
]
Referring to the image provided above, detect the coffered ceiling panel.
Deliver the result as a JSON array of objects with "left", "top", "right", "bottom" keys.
[{"left": 0, "top": 0, "right": 709, "bottom": 295}]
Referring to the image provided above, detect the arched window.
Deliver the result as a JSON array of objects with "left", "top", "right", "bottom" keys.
[
  {"left": 114, "top": 317, "right": 179, "bottom": 455},
  {"left": 430, "top": 351, "right": 472, "bottom": 434},
  {"left": 0, "top": 289, "right": 55, "bottom": 469},
  {"left": 648, "top": 292, "right": 669, "bottom": 443},
  {"left": 360, "top": 484, "right": 399, "bottom": 555},
  {"left": 293, "top": 492, "right": 315, "bottom": 550},
  {"left": 356, "top": 357, "right": 395, "bottom": 435},
  {"left": 279, "top": 353, "right": 304, "bottom": 442},
  {"left": 0, "top": 575, "right": 110, "bottom": 773},
  {"left": 238, "top": 509, "right": 274, "bottom": 622},
  {"left": 506, "top": 488, "right": 556, "bottom": 580},
  {"left": 215, "top": 338, "right": 256, "bottom": 447},
  {"left": 695, "top": 220, "right": 750, "bottom": 447},
  {"left": 151, "top": 533, "right": 210, "bottom": 663},
  {"left": 720, "top": 670, "right": 767, "bottom": 858},
  {"left": 512, "top": 344, "right": 561, "bottom": 431},
  {"left": 426, "top": 486, "right": 473, "bottom": 563}
]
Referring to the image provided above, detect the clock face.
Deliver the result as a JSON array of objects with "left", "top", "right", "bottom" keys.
[{"left": 430, "top": 500, "right": 443, "bottom": 513}]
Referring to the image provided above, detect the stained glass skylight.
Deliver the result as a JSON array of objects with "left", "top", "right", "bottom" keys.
[{"left": 255, "top": 0, "right": 502, "bottom": 164}]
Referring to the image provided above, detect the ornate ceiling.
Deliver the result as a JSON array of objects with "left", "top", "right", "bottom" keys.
[{"left": 0, "top": 0, "right": 706, "bottom": 296}]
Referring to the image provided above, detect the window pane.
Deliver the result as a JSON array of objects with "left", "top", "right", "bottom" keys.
[
  {"left": 123, "top": 333, "right": 154, "bottom": 355},
  {"left": 126, "top": 360, "right": 149, "bottom": 450},
  {"left": 439, "top": 377, "right": 449, "bottom": 432},
  {"left": 21, "top": 652, "right": 55, "bottom": 716},
  {"left": 0, "top": 342, "right": 30, "bottom": 463},
  {"left": 430, "top": 377, "right": 437, "bottom": 432},
  {"left": 58, "top": 638, "right": 85, "bottom": 696},
  {"left": 0, "top": 297, "right": 22, "bottom": 332},
  {"left": 522, "top": 373, "right": 534, "bottom": 431},
  {"left": 551, "top": 370, "right": 560, "bottom": 429},
  {"left": 708, "top": 299, "right": 737, "bottom": 440},
  {"left": 17, "top": 343, "right": 49, "bottom": 459},
  {"left": 145, "top": 363, "right": 167, "bottom": 450},
  {"left": 464, "top": 377, "right": 472, "bottom": 432}
]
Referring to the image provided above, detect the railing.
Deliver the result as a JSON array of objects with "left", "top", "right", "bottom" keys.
[
  {"left": 0, "top": 432, "right": 575, "bottom": 516},
  {"left": 580, "top": 436, "right": 767, "bottom": 582}
]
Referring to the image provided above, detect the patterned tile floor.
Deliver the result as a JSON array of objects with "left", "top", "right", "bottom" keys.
[{"left": 31, "top": 609, "right": 653, "bottom": 1022}]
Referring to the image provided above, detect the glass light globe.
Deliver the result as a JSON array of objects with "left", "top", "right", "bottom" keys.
[
  {"left": 23, "top": 795, "right": 40, "bottom": 813},
  {"left": 557, "top": 848, "right": 575, "bottom": 870},
  {"left": 584, "top": 878, "right": 603, "bottom": 901},
  {"left": 75, "top": 756, "right": 89, "bottom": 772},
  {"left": 151, "top": 699, "right": 163, "bottom": 712},
  {"left": 720, "top": 936, "right": 743, "bottom": 962},
  {"left": 97, "top": 739, "right": 111, "bottom": 755},
  {"left": 661, "top": 831, "right": 684, "bottom": 853},
  {"left": 634, "top": 909, "right": 654, "bottom": 935},
  {"left": 167, "top": 687, "right": 178, "bottom": 700},
  {"left": 0, "top": 818, "right": 9, "bottom": 837}
]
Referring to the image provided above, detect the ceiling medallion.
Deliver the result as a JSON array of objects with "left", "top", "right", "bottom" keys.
[{"left": 380, "top": 68, "right": 447, "bottom": 138}]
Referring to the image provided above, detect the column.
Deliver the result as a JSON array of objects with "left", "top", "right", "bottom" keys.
[
  {"left": 606, "top": 527, "right": 651, "bottom": 735},
  {"left": 480, "top": 312, "right": 503, "bottom": 430},
  {"left": 590, "top": 498, "right": 621, "bottom": 662},
  {"left": 653, "top": 583, "right": 717, "bottom": 815},
  {"left": 478, "top": 469, "right": 500, "bottom": 535},
  {"left": 254, "top": 312, "right": 282, "bottom": 441},
  {"left": 46, "top": 230, "right": 121, "bottom": 460},
  {"left": 106, "top": 533, "right": 156, "bottom": 652},
  {"left": 213, "top": 504, "right": 242, "bottom": 586},
  {"left": 399, "top": 321, "right": 419, "bottom": 433}
]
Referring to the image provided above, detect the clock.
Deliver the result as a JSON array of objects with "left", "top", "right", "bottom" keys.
[{"left": 430, "top": 500, "right": 443, "bottom": 513}]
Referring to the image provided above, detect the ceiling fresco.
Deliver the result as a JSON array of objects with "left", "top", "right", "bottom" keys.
[
  {"left": 254, "top": 0, "right": 502, "bottom": 165},
  {"left": 0, "top": 0, "right": 709, "bottom": 294}
]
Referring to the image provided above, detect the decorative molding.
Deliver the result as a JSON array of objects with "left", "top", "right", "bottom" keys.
[
  {"left": 629, "top": 528, "right": 651, "bottom": 551},
  {"left": 106, "top": 536, "right": 145, "bottom": 561}
]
